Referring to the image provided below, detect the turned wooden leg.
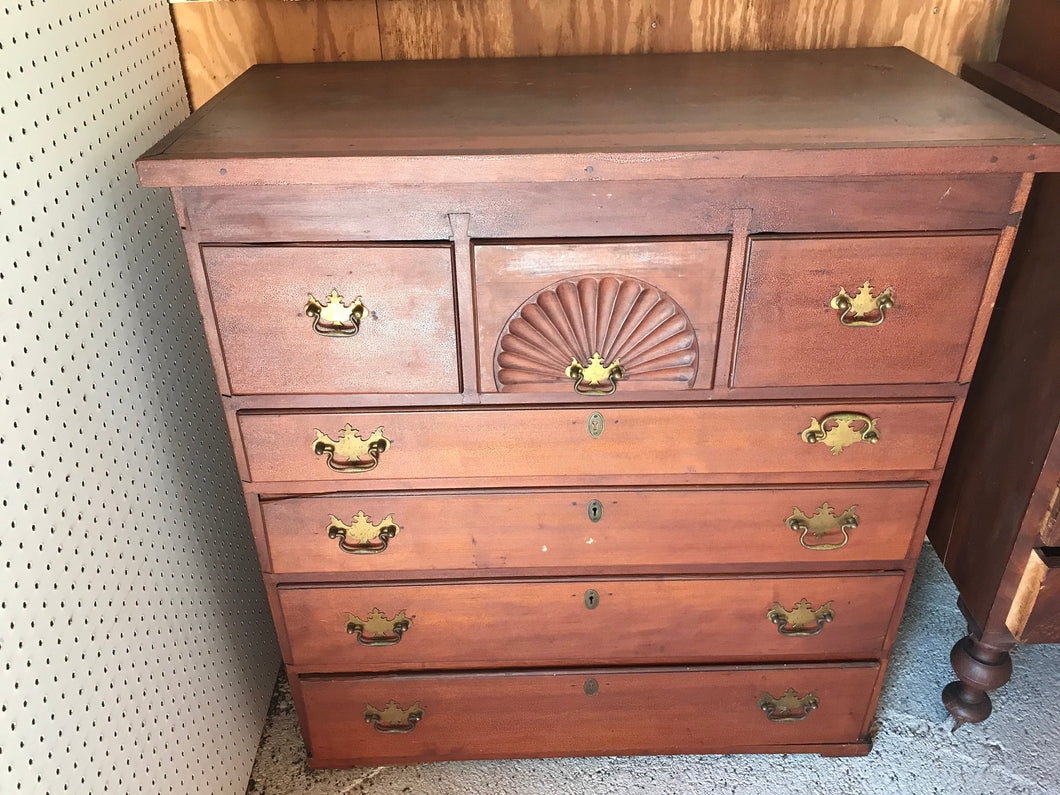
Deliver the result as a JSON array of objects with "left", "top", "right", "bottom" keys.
[{"left": 942, "top": 634, "right": 1014, "bottom": 728}]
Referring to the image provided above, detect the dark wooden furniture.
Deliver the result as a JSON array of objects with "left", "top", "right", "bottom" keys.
[
  {"left": 136, "top": 48, "right": 1060, "bottom": 765},
  {"left": 927, "top": 0, "right": 1060, "bottom": 726}
]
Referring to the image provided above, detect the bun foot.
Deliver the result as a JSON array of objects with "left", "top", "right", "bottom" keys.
[{"left": 942, "top": 635, "right": 1013, "bottom": 728}]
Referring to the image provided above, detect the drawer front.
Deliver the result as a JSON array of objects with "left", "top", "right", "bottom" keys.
[
  {"left": 474, "top": 239, "right": 729, "bottom": 395},
  {"left": 298, "top": 664, "right": 880, "bottom": 764},
  {"left": 1007, "top": 549, "right": 1060, "bottom": 644},
  {"left": 240, "top": 402, "right": 953, "bottom": 483},
  {"left": 202, "top": 245, "right": 459, "bottom": 395},
  {"left": 733, "top": 234, "right": 998, "bottom": 388},
  {"left": 279, "top": 574, "right": 903, "bottom": 669},
  {"left": 262, "top": 485, "right": 927, "bottom": 575}
]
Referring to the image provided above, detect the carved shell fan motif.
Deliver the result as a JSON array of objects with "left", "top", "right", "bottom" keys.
[{"left": 494, "top": 274, "right": 700, "bottom": 392}]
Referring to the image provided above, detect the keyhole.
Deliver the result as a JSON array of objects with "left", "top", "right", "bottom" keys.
[
  {"left": 587, "top": 499, "right": 603, "bottom": 522},
  {"left": 584, "top": 589, "right": 600, "bottom": 609},
  {"left": 587, "top": 411, "right": 604, "bottom": 438}
]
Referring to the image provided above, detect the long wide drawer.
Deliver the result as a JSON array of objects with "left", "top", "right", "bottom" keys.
[
  {"left": 239, "top": 402, "right": 953, "bottom": 484},
  {"left": 298, "top": 663, "right": 880, "bottom": 765},
  {"left": 279, "top": 574, "right": 904, "bottom": 669},
  {"left": 261, "top": 485, "right": 928, "bottom": 575}
]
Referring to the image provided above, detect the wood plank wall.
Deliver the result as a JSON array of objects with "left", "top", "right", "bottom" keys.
[{"left": 170, "top": 0, "right": 1010, "bottom": 110}]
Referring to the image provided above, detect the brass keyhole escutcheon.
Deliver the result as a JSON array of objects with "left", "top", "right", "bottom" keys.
[
  {"left": 584, "top": 678, "right": 599, "bottom": 696},
  {"left": 587, "top": 499, "right": 603, "bottom": 522},
  {"left": 587, "top": 411, "right": 604, "bottom": 439},
  {"left": 584, "top": 589, "right": 600, "bottom": 609}
]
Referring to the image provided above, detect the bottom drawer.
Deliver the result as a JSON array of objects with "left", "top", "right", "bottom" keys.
[{"left": 297, "top": 663, "right": 880, "bottom": 766}]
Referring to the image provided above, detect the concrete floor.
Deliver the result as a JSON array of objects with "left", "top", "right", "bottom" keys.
[{"left": 246, "top": 546, "right": 1060, "bottom": 795}]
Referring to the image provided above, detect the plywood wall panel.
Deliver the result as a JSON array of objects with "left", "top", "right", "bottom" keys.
[
  {"left": 173, "top": 0, "right": 382, "bottom": 109},
  {"left": 172, "top": 0, "right": 1008, "bottom": 109}
]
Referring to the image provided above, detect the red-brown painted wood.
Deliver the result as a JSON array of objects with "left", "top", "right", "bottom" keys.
[
  {"left": 278, "top": 574, "right": 903, "bottom": 670},
  {"left": 134, "top": 47, "right": 1046, "bottom": 762},
  {"left": 135, "top": 49, "right": 1060, "bottom": 188},
  {"left": 296, "top": 663, "right": 880, "bottom": 765},
  {"left": 733, "top": 234, "right": 999, "bottom": 388},
  {"left": 201, "top": 244, "right": 460, "bottom": 395},
  {"left": 260, "top": 485, "right": 928, "bottom": 576},
  {"left": 176, "top": 175, "right": 1023, "bottom": 243},
  {"left": 238, "top": 402, "right": 954, "bottom": 484},
  {"left": 473, "top": 239, "right": 729, "bottom": 393}
]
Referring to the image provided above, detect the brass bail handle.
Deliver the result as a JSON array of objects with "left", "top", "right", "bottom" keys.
[
  {"left": 346, "top": 608, "right": 411, "bottom": 647},
  {"left": 767, "top": 598, "right": 835, "bottom": 637},
  {"left": 364, "top": 700, "right": 424, "bottom": 734},
  {"left": 758, "top": 689, "right": 819, "bottom": 723},
  {"left": 312, "top": 424, "right": 391, "bottom": 473},
  {"left": 787, "top": 503, "right": 859, "bottom": 551},
  {"left": 305, "top": 289, "right": 367, "bottom": 336},
  {"left": 566, "top": 352, "right": 624, "bottom": 396},
  {"left": 326, "top": 512, "right": 401, "bottom": 554},
  {"left": 830, "top": 282, "right": 894, "bottom": 327}
]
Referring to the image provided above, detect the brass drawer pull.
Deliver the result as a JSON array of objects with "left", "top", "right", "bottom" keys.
[
  {"left": 326, "top": 511, "right": 400, "bottom": 554},
  {"left": 346, "top": 608, "right": 411, "bottom": 647},
  {"left": 566, "top": 353, "right": 624, "bottom": 396},
  {"left": 312, "top": 424, "right": 391, "bottom": 473},
  {"left": 787, "top": 502, "right": 859, "bottom": 551},
  {"left": 801, "top": 412, "right": 880, "bottom": 455},
  {"left": 364, "top": 700, "right": 424, "bottom": 734},
  {"left": 768, "top": 598, "right": 835, "bottom": 637},
  {"left": 830, "top": 281, "right": 894, "bottom": 327},
  {"left": 758, "top": 688, "right": 819, "bottom": 723},
  {"left": 305, "top": 289, "right": 367, "bottom": 336}
]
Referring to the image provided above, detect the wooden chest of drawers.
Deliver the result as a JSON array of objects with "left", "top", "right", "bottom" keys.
[{"left": 137, "top": 48, "right": 1060, "bottom": 765}]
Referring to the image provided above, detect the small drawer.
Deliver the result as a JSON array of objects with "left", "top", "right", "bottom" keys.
[
  {"left": 260, "top": 485, "right": 928, "bottom": 575},
  {"left": 201, "top": 244, "right": 459, "bottom": 395},
  {"left": 238, "top": 402, "right": 953, "bottom": 484},
  {"left": 278, "top": 574, "right": 904, "bottom": 669},
  {"left": 473, "top": 239, "right": 729, "bottom": 395},
  {"left": 733, "top": 234, "right": 998, "bottom": 388},
  {"left": 297, "top": 663, "right": 880, "bottom": 765}
]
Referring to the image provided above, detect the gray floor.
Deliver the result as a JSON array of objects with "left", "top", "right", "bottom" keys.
[{"left": 247, "top": 547, "right": 1060, "bottom": 794}]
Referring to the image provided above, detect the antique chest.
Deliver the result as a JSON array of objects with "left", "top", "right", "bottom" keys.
[{"left": 136, "top": 48, "right": 1060, "bottom": 765}]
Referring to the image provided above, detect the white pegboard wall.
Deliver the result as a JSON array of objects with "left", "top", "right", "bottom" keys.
[{"left": 0, "top": 2, "right": 280, "bottom": 793}]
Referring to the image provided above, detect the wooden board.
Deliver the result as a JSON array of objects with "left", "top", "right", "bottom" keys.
[
  {"left": 170, "top": 0, "right": 382, "bottom": 109},
  {"left": 296, "top": 664, "right": 880, "bottom": 764},
  {"left": 171, "top": 0, "right": 1009, "bottom": 109},
  {"left": 136, "top": 50, "right": 1060, "bottom": 188},
  {"left": 259, "top": 485, "right": 929, "bottom": 576},
  {"left": 278, "top": 574, "right": 905, "bottom": 669}
]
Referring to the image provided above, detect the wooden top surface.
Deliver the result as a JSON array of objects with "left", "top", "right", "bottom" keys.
[{"left": 138, "top": 48, "right": 1060, "bottom": 186}]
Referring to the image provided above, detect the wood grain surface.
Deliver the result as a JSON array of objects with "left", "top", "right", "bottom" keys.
[
  {"left": 278, "top": 574, "right": 905, "bottom": 669},
  {"left": 172, "top": 0, "right": 1009, "bottom": 109},
  {"left": 474, "top": 239, "right": 729, "bottom": 394},
  {"left": 259, "top": 485, "right": 929, "bottom": 576},
  {"left": 296, "top": 663, "right": 880, "bottom": 764},
  {"left": 734, "top": 233, "right": 1000, "bottom": 388},
  {"left": 201, "top": 244, "right": 460, "bottom": 396},
  {"left": 237, "top": 401, "right": 955, "bottom": 484},
  {"left": 171, "top": 0, "right": 382, "bottom": 109},
  {"left": 136, "top": 49, "right": 1060, "bottom": 187}
]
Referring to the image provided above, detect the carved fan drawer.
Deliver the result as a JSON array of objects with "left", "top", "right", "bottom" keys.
[
  {"left": 238, "top": 402, "right": 953, "bottom": 485},
  {"left": 200, "top": 244, "right": 459, "bottom": 396},
  {"left": 260, "top": 485, "right": 928, "bottom": 576},
  {"left": 278, "top": 574, "right": 904, "bottom": 670},
  {"left": 732, "top": 233, "right": 999, "bottom": 388},
  {"left": 297, "top": 663, "right": 881, "bottom": 765},
  {"left": 473, "top": 239, "right": 729, "bottom": 395}
]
